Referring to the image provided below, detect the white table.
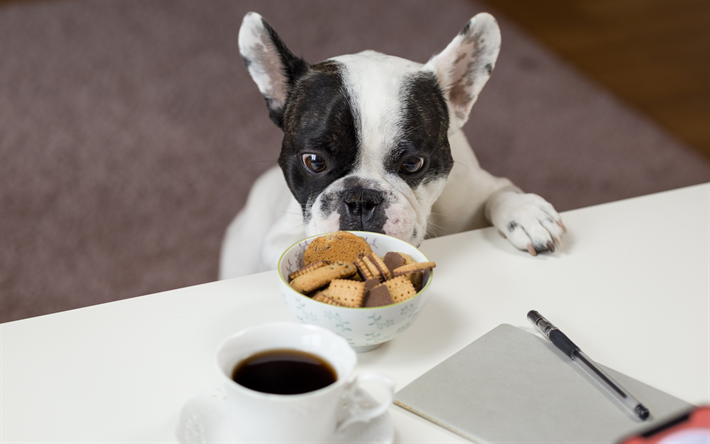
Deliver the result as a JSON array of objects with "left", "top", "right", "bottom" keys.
[{"left": 2, "top": 184, "right": 708, "bottom": 443}]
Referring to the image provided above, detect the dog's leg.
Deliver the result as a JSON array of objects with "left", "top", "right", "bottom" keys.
[
  {"left": 424, "top": 13, "right": 564, "bottom": 254},
  {"left": 431, "top": 130, "right": 565, "bottom": 255},
  {"left": 430, "top": 129, "right": 514, "bottom": 235},
  {"left": 449, "top": 134, "right": 566, "bottom": 256},
  {"left": 219, "top": 166, "right": 305, "bottom": 279}
]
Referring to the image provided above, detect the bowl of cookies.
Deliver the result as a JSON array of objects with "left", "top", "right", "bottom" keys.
[{"left": 278, "top": 231, "right": 435, "bottom": 352}]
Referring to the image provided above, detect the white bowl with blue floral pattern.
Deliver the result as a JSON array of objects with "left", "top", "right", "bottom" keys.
[{"left": 278, "top": 231, "right": 433, "bottom": 353}]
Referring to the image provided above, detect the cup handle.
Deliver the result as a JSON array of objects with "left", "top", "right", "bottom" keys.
[{"left": 336, "top": 371, "right": 395, "bottom": 434}]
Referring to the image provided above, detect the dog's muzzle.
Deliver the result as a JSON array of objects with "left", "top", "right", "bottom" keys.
[{"left": 338, "top": 188, "right": 387, "bottom": 233}]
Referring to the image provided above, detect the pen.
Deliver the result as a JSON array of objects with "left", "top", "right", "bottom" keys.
[{"left": 527, "top": 310, "right": 651, "bottom": 421}]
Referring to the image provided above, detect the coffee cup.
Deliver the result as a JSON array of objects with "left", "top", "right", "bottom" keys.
[{"left": 214, "top": 322, "right": 395, "bottom": 442}]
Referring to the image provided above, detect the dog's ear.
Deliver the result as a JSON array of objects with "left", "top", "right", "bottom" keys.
[
  {"left": 238, "top": 12, "right": 310, "bottom": 129},
  {"left": 424, "top": 13, "right": 501, "bottom": 131}
]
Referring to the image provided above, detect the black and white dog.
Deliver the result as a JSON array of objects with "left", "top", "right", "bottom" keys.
[{"left": 220, "top": 12, "right": 565, "bottom": 279}]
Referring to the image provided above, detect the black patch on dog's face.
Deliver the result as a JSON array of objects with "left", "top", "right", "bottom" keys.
[
  {"left": 277, "top": 61, "right": 360, "bottom": 215},
  {"left": 386, "top": 72, "right": 453, "bottom": 188},
  {"left": 247, "top": 18, "right": 310, "bottom": 129}
]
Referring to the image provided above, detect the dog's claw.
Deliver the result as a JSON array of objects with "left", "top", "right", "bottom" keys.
[
  {"left": 557, "top": 220, "right": 567, "bottom": 233},
  {"left": 490, "top": 192, "right": 564, "bottom": 256}
]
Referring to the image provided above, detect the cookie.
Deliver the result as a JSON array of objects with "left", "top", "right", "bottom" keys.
[
  {"left": 313, "top": 292, "right": 342, "bottom": 306},
  {"left": 398, "top": 253, "right": 423, "bottom": 291},
  {"left": 382, "top": 251, "right": 406, "bottom": 274},
  {"left": 369, "top": 253, "right": 393, "bottom": 281},
  {"left": 363, "top": 277, "right": 380, "bottom": 293},
  {"left": 304, "top": 231, "right": 373, "bottom": 266},
  {"left": 289, "top": 262, "right": 356, "bottom": 293},
  {"left": 364, "top": 283, "right": 394, "bottom": 307},
  {"left": 354, "top": 257, "right": 374, "bottom": 281},
  {"left": 311, "top": 288, "right": 329, "bottom": 298},
  {"left": 384, "top": 275, "right": 417, "bottom": 303},
  {"left": 393, "top": 261, "right": 436, "bottom": 276},
  {"left": 289, "top": 260, "right": 328, "bottom": 282},
  {"left": 328, "top": 279, "right": 366, "bottom": 308},
  {"left": 362, "top": 255, "right": 384, "bottom": 282}
]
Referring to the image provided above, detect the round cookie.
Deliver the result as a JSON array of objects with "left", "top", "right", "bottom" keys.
[{"left": 304, "top": 231, "right": 373, "bottom": 266}]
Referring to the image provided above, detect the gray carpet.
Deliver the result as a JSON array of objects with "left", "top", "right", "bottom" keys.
[{"left": 1, "top": 1, "right": 708, "bottom": 323}]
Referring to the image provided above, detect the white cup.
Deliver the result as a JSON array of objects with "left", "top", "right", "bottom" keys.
[{"left": 214, "top": 322, "right": 395, "bottom": 442}]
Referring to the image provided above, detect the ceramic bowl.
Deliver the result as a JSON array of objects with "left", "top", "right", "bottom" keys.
[{"left": 277, "top": 231, "right": 433, "bottom": 352}]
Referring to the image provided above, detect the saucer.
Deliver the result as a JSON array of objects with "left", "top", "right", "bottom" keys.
[{"left": 175, "top": 385, "right": 394, "bottom": 443}]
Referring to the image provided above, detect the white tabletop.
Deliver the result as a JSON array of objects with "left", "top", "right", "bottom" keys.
[{"left": 2, "top": 183, "right": 709, "bottom": 443}]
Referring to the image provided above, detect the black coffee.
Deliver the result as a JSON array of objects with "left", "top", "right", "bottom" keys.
[{"left": 232, "top": 349, "right": 337, "bottom": 395}]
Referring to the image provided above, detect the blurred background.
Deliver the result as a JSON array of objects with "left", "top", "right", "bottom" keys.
[
  {"left": 486, "top": 0, "right": 709, "bottom": 157},
  {"left": 1, "top": 0, "right": 708, "bottom": 323}
]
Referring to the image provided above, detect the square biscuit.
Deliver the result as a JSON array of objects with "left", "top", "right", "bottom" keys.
[
  {"left": 369, "top": 253, "right": 393, "bottom": 281},
  {"left": 289, "top": 260, "right": 328, "bottom": 282},
  {"left": 365, "top": 283, "right": 394, "bottom": 307},
  {"left": 397, "top": 253, "right": 423, "bottom": 291},
  {"left": 354, "top": 257, "right": 374, "bottom": 281},
  {"left": 290, "top": 262, "right": 356, "bottom": 293},
  {"left": 362, "top": 255, "right": 384, "bottom": 282},
  {"left": 313, "top": 292, "right": 342, "bottom": 306},
  {"left": 393, "top": 261, "right": 436, "bottom": 276},
  {"left": 384, "top": 275, "right": 417, "bottom": 303},
  {"left": 383, "top": 252, "right": 405, "bottom": 274},
  {"left": 328, "top": 279, "right": 366, "bottom": 308}
]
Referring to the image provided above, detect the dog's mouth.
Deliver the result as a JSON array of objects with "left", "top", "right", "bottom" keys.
[{"left": 304, "top": 194, "right": 423, "bottom": 248}]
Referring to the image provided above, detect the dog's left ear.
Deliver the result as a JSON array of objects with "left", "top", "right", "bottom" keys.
[
  {"left": 238, "top": 12, "right": 310, "bottom": 129},
  {"left": 424, "top": 13, "right": 501, "bottom": 131}
]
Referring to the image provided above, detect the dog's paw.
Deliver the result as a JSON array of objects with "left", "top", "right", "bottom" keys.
[{"left": 487, "top": 191, "right": 566, "bottom": 256}]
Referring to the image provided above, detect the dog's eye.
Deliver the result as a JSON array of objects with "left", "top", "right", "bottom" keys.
[
  {"left": 400, "top": 157, "right": 425, "bottom": 174},
  {"left": 302, "top": 154, "right": 326, "bottom": 173}
]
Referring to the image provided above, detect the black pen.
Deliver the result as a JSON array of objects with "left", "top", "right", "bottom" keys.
[{"left": 527, "top": 310, "right": 650, "bottom": 421}]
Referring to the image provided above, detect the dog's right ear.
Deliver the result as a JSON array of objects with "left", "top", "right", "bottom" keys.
[
  {"left": 424, "top": 13, "right": 501, "bottom": 132},
  {"left": 238, "top": 12, "right": 310, "bottom": 129}
]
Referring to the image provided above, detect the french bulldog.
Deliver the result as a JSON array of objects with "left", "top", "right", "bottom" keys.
[{"left": 220, "top": 12, "right": 565, "bottom": 279}]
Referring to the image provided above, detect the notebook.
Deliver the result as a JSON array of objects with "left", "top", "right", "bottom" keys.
[{"left": 394, "top": 324, "right": 692, "bottom": 443}]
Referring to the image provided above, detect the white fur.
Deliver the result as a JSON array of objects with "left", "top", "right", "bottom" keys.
[
  {"left": 219, "top": 13, "right": 565, "bottom": 279},
  {"left": 238, "top": 13, "right": 289, "bottom": 111},
  {"left": 424, "top": 13, "right": 502, "bottom": 131},
  {"left": 332, "top": 51, "right": 420, "bottom": 167},
  {"left": 326, "top": 52, "right": 432, "bottom": 245}
]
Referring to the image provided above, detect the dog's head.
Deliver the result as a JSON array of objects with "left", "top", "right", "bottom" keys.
[{"left": 238, "top": 12, "right": 500, "bottom": 246}]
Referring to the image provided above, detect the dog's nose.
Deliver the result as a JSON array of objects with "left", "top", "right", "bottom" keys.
[{"left": 339, "top": 188, "right": 386, "bottom": 232}]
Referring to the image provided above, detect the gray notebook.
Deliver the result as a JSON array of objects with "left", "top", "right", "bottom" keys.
[{"left": 394, "top": 324, "right": 691, "bottom": 443}]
